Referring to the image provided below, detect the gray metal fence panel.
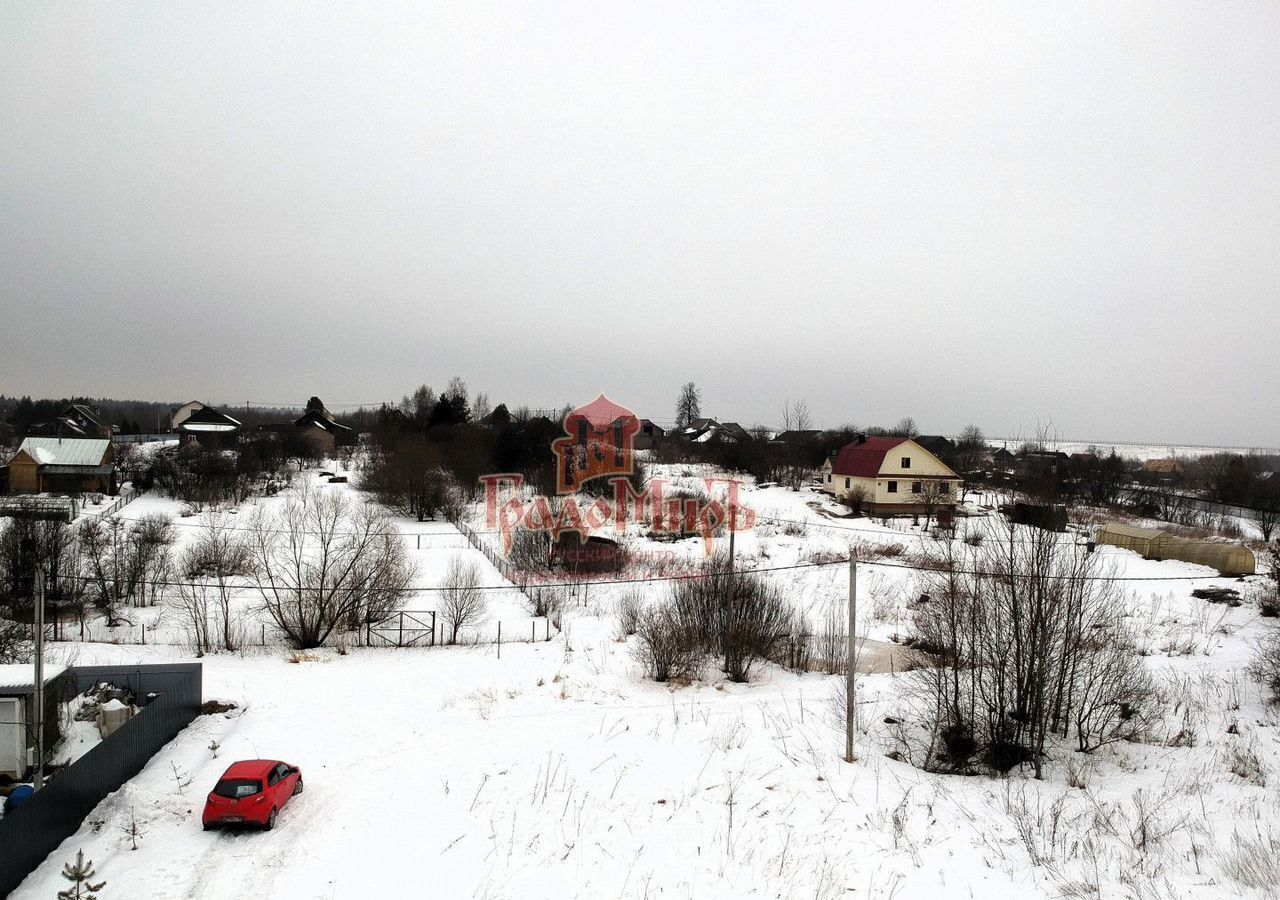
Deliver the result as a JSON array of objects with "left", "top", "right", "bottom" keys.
[{"left": 0, "top": 663, "right": 202, "bottom": 897}]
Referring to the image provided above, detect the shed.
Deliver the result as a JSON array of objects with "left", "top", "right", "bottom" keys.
[
  {"left": 554, "top": 531, "right": 623, "bottom": 574},
  {"left": 0, "top": 665, "right": 74, "bottom": 779},
  {"left": 6, "top": 438, "right": 115, "bottom": 495}
]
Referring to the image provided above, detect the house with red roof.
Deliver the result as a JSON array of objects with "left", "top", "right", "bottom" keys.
[{"left": 820, "top": 436, "right": 960, "bottom": 515}]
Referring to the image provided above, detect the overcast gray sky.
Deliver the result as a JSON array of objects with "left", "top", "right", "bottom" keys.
[{"left": 2, "top": 2, "right": 1277, "bottom": 445}]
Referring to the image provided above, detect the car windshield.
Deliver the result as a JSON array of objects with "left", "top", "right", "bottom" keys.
[{"left": 213, "top": 778, "right": 262, "bottom": 800}]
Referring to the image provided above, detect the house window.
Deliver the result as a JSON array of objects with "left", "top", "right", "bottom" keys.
[
  {"left": 844, "top": 477, "right": 850, "bottom": 489},
  {"left": 901, "top": 457, "right": 911, "bottom": 469},
  {"left": 940, "top": 482, "right": 950, "bottom": 494},
  {"left": 826, "top": 473, "right": 831, "bottom": 483},
  {"left": 887, "top": 480, "right": 898, "bottom": 494},
  {"left": 912, "top": 481, "right": 922, "bottom": 494}
]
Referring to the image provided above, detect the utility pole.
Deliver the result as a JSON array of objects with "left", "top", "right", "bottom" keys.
[
  {"left": 845, "top": 549, "right": 857, "bottom": 763},
  {"left": 725, "top": 502, "right": 736, "bottom": 675},
  {"left": 34, "top": 567, "right": 45, "bottom": 790}
]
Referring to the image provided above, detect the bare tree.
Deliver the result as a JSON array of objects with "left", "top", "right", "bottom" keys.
[
  {"left": 675, "top": 382, "right": 702, "bottom": 428},
  {"left": 248, "top": 488, "right": 415, "bottom": 649},
  {"left": 129, "top": 514, "right": 177, "bottom": 608},
  {"left": 917, "top": 480, "right": 949, "bottom": 531},
  {"left": 410, "top": 384, "right": 436, "bottom": 425},
  {"left": 77, "top": 517, "right": 131, "bottom": 626},
  {"left": 0, "top": 615, "right": 29, "bottom": 664},
  {"left": 439, "top": 555, "right": 485, "bottom": 644},
  {"left": 0, "top": 509, "right": 80, "bottom": 627},
  {"left": 179, "top": 512, "right": 254, "bottom": 651},
  {"left": 444, "top": 376, "right": 468, "bottom": 404},
  {"left": 1251, "top": 478, "right": 1280, "bottom": 543},
  {"left": 893, "top": 417, "right": 919, "bottom": 437},
  {"left": 956, "top": 424, "right": 986, "bottom": 476},
  {"left": 782, "top": 399, "right": 812, "bottom": 432},
  {"left": 361, "top": 438, "right": 453, "bottom": 521},
  {"left": 472, "top": 391, "right": 492, "bottom": 421}
]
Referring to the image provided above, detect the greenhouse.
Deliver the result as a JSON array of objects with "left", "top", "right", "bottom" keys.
[{"left": 1096, "top": 523, "right": 1256, "bottom": 577}]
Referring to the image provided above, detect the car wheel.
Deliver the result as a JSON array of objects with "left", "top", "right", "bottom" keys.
[
  {"left": 203, "top": 823, "right": 213, "bottom": 832},
  {"left": 293, "top": 778, "right": 304, "bottom": 796},
  {"left": 264, "top": 807, "right": 278, "bottom": 831}
]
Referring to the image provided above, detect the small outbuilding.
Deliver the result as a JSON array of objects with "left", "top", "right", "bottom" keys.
[
  {"left": 5, "top": 438, "right": 115, "bottom": 495},
  {"left": 295, "top": 406, "right": 356, "bottom": 455},
  {"left": 0, "top": 665, "right": 75, "bottom": 779}
]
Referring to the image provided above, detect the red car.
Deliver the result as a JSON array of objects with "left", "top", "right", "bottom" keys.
[{"left": 202, "top": 760, "right": 303, "bottom": 831}]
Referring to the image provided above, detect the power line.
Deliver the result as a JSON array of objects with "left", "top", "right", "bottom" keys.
[{"left": 44, "top": 547, "right": 1242, "bottom": 596}]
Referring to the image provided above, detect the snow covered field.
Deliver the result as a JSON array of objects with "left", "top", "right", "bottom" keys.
[{"left": 9, "top": 465, "right": 1280, "bottom": 899}]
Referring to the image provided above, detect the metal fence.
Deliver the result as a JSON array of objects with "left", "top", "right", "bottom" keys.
[
  {"left": 364, "top": 609, "right": 555, "bottom": 648},
  {"left": 0, "top": 663, "right": 203, "bottom": 898}
]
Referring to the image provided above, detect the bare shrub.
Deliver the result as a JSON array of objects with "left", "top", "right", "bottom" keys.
[
  {"left": 909, "top": 523, "right": 1151, "bottom": 775},
  {"left": 668, "top": 552, "right": 791, "bottom": 682},
  {"left": 616, "top": 589, "right": 643, "bottom": 637},
  {"left": 1249, "top": 620, "right": 1280, "bottom": 703},
  {"left": 1224, "top": 738, "right": 1267, "bottom": 787},
  {"left": 634, "top": 604, "right": 697, "bottom": 682},
  {"left": 1217, "top": 824, "right": 1280, "bottom": 893},
  {"left": 779, "top": 611, "right": 813, "bottom": 673},
  {"left": 523, "top": 583, "right": 566, "bottom": 622},
  {"left": 843, "top": 486, "right": 867, "bottom": 516},
  {"left": 439, "top": 555, "right": 485, "bottom": 645},
  {"left": 508, "top": 525, "right": 552, "bottom": 573},
  {"left": 177, "top": 512, "right": 253, "bottom": 652}
]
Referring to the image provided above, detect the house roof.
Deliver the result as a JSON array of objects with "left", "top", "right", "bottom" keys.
[
  {"left": 180, "top": 407, "right": 242, "bottom": 432},
  {"left": 914, "top": 435, "right": 956, "bottom": 453},
  {"left": 829, "top": 437, "right": 909, "bottom": 478},
  {"left": 0, "top": 663, "right": 68, "bottom": 694},
  {"left": 13, "top": 437, "right": 111, "bottom": 467},
  {"left": 774, "top": 429, "right": 822, "bottom": 443},
  {"left": 296, "top": 408, "right": 353, "bottom": 433}
]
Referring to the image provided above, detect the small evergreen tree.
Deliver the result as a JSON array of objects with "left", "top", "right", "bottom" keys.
[{"left": 58, "top": 850, "right": 105, "bottom": 900}]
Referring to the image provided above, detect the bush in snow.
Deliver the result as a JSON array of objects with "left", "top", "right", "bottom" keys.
[
  {"left": 666, "top": 552, "right": 791, "bottom": 683},
  {"left": 1249, "top": 619, "right": 1280, "bottom": 703},
  {"left": 634, "top": 604, "right": 697, "bottom": 682},
  {"left": 616, "top": 589, "right": 643, "bottom": 637},
  {"left": 908, "top": 522, "right": 1155, "bottom": 776}
]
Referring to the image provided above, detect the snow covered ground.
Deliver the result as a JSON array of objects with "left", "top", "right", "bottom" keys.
[{"left": 9, "top": 465, "right": 1280, "bottom": 899}]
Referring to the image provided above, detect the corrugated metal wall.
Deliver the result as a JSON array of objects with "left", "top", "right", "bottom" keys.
[{"left": 0, "top": 663, "right": 202, "bottom": 897}]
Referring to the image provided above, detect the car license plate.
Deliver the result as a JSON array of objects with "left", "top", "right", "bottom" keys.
[{"left": 222, "top": 816, "right": 243, "bottom": 823}]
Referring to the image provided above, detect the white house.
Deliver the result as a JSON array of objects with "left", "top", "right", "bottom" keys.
[
  {"left": 170, "top": 401, "right": 207, "bottom": 431},
  {"left": 819, "top": 436, "right": 960, "bottom": 515}
]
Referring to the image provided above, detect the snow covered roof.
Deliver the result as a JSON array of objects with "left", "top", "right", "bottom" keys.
[
  {"left": 13, "top": 438, "right": 111, "bottom": 467},
  {"left": 0, "top": 663, "right": 68, "bottom": 694}
]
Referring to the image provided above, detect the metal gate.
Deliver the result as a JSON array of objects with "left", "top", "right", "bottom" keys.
[{"left": 366, "top": 611, "right": 437, "bottom": 647}]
